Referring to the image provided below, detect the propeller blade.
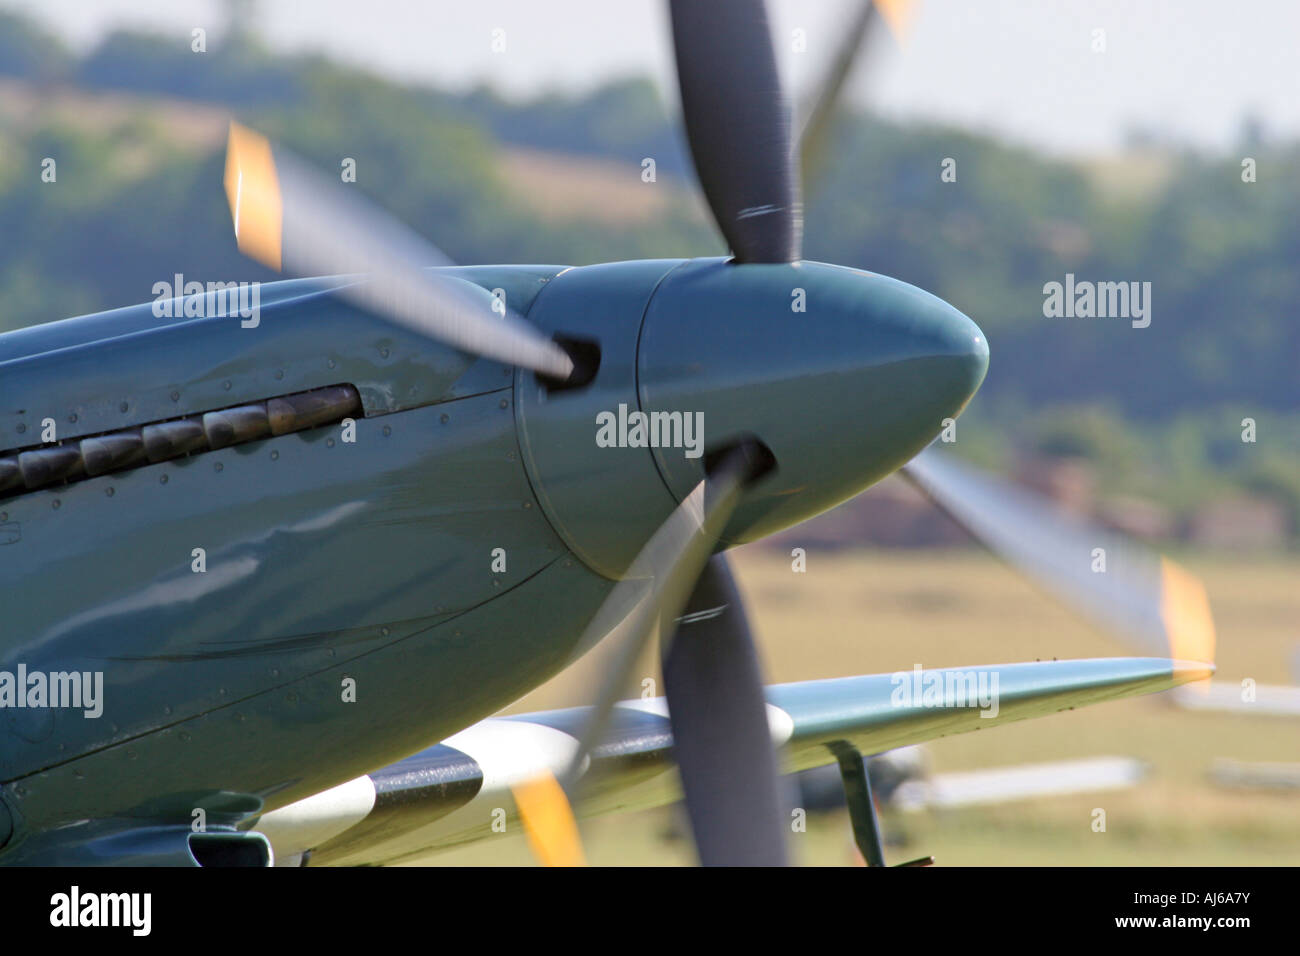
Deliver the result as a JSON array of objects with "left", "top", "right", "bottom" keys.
[
  {"left": 901, "top": 446, "right": 1216, "bottom": 668},
  {"left": 668, "top": 0, "right": 801, "bottom": 263},
  {"left": 797, "top": 0, "right": 878, "bottom": 195},
  {"left": 557, "top": 441, "right": 769, "bottom": 791},
  {"left": 222, "top": 122, "right": 574, "bottom": 381},
  {"left": 798, "top": 0, "right": 916, "bottom": 196},
  {"left": 510, "top": 771, "right": 586, "bottom": 867},
  {"left": 512, "top": 439, "right": 773, "bottom": 864},
  {"left": 874, "top": 0, "right": 918, "bottom": 43},
  {"left": 662, "top": 554, "right": 788, "bottom": 865}
]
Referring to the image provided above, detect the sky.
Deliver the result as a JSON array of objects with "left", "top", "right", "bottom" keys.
[{"left": 6, "top": 0, "right": 1297, "bottom": 156}]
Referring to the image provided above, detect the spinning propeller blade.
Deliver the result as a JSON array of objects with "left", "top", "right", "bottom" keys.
[
  {"left": 222, "top": 122, "right": 574, "bottom": 381},
  {"left": 662, "top": 554, "right": 788, "bottom": 865},
  {"left": 668, "top": 0, "right": 801, "bottom": 263},
  {"left": 901, "top": 447, "right": 1216, "bottom": 668},
  {"left": 798, "top": 0, "right": 917, "bottom": 195},
  {"left": 785, "top": 1, "right": 1210, "bottom": 676},
  {"left": 514, "top": 0, "right": 926, "bottom": 867},
  {"left": 514, "top": 440, "right": 777, "bottom": 865}
]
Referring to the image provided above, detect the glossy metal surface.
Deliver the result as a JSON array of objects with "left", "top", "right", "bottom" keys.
[
  {"left": 0, "top": 266, "right": 621, "bottom": 851},
  {"left": 514, "top": 259, "right": 684, "bottom": 579},
  {"left": 0, "top": 265, "right": 562, "bottom": 450},
  {"left": 0, "top": 253, "right": 988, "bottom": 859},
  {"left": 639, "top": 258, "right": 988, "bottom": 543},
  {"left": 256, "top": 656, "right": 1209, "bottom": 866},
  {"left": 516, "top": 256, "right": 987, "bottom": 577}
]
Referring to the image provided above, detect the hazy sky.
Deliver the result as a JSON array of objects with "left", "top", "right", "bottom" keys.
[{"left": 8, "top": 0, "right": 1296, "bottom": 156}]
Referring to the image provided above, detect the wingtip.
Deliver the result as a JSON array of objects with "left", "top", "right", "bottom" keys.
[{"left": 1169, "top": 659, "right": 1216, "bottom": 686}]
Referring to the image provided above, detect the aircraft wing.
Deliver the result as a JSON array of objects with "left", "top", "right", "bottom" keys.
[{"left": 256, "top": 656, "right": 1210, "bottom": 865}]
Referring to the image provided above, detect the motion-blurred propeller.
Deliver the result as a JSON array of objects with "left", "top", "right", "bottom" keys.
[
  {"left": 902, "top": 447, "right": 1216, "bottom": 668},
  {"left": 513, "top": 440, "right": 783, "bottom": 866},
  {"left": 669, "top": 0, "right": 801, "bottom": 263},
  {"left": 662, "top": 554, "right": 788, "bottom": 865},
  {"left": 222, "top": 122, "right": 574, "bottom": 381},
  {"left": 798, "top": 0, "right": 916, "bottom": 195},
  {"left": 785, "top": 0, "right": 1212, "bottom": 674}
]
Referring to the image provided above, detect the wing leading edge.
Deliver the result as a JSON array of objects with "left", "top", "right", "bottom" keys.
[{"left": 254, "top": 656, "right": 1211, "bottom": 865}]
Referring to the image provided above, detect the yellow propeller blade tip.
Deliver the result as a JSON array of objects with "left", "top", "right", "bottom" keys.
[
  {"left": 874, "top": 0, "right": 918, "bottom": 45},
  {"left": 223, "top": 121, "right": 284, "bottom": 271},
  {"left": 511, "top": 772, "right": 586, "bottom": 867},
  {"left": 1159, "top": 556, "right": 1216, "bottom": 692}
]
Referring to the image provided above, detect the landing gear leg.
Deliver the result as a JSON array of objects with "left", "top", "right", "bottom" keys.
[{"left": 831, "top": 743, "right": 933, "bottom": 868}]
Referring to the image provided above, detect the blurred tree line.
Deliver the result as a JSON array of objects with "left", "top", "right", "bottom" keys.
[{"left": 0, "top": 13, "right": 1295, "bottom": 541}]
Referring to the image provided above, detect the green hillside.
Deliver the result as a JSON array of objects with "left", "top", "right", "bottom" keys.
[{"left": 1, "top": 13, "right": 1295, "bottom": 541}]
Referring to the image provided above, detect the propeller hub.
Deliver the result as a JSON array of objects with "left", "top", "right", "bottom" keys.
[{"left": 638, "top": 257, "right": 988, "bottom": 543}]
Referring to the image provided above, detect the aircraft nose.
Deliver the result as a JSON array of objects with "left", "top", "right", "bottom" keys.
[
  {"left": 637, "top": 258, "right": 988, "bottom": 544},
  {"left": 907, "top": 295, "right": 989, "bottom": 426}
]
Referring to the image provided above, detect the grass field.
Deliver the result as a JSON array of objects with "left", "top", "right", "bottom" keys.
[{"left": 422, "top": 547, "right": 1300, "bottom": 866}]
